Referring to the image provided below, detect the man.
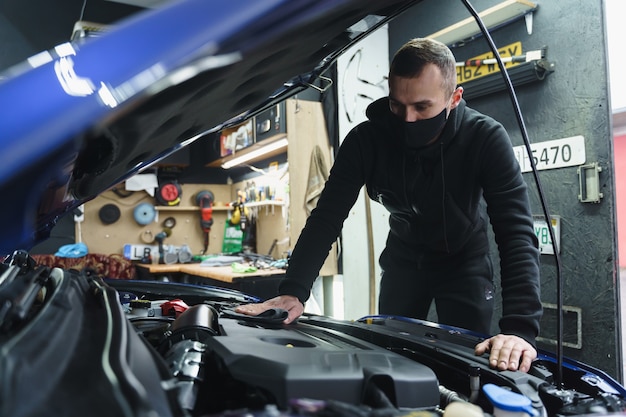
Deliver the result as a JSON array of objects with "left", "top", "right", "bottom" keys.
[{"left": 237, "top": 38, "right": 542, "bottom": 373}]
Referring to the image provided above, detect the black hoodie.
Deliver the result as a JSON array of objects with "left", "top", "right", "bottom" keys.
[{"left": 279, "top": 97, "right": 542, "bottom": 345}]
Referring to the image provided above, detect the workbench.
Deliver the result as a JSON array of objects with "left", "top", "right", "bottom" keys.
[{"left": 136, "top": 263, "right": 286, "bottom": 300}]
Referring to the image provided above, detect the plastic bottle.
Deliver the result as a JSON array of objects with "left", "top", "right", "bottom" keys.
[
  {"left": 483, "top": 384, "right": 536, "bottom": 417},
  {"left": 443, "top": 401, "right": 484, "bottom": 417}
]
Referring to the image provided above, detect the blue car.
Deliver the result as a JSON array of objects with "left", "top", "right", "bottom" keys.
[{"left": 0, "top": 1, "right": 625, "bottom": 416}]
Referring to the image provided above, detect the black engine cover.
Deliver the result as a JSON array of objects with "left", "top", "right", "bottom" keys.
[{"left": 204, "top": 317, "right": 440, "bottom": 410}]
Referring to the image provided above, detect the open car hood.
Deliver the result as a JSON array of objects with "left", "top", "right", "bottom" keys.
[{"left": 0, "top": 0, "right": 419, "bottom": 254}]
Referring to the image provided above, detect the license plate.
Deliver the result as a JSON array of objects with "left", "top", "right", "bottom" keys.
[
  {"left": 513, "top": 135, "right": 586, "bottom": 173},
  {"left": 456, "top": 41, "right": 522, "bottom": 84},
  {"left": 533, "top": 215, "right": 560, "bottom": 255}
]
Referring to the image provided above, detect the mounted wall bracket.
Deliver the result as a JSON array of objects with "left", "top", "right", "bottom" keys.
[{"left": 577, "top": 162, "right": 603, "bottom": 203}]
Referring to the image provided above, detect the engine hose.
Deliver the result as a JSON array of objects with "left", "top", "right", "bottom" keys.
[
  {"left": 363, "top": 382, "right": 395, "bottom": 409},
  {"left": 439, "top": 385, "right": 468, "bottom": 407}
]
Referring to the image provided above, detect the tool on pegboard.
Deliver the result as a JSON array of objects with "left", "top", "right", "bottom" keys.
[
  {"left": 155, "top": 228, "right": 172, "bottom": 264},
  {"left": 196, "top": 190, "right": 214, "bottom": 254},
  {"left": 156, "top": 181, "right": 182, "bottom": 206}
]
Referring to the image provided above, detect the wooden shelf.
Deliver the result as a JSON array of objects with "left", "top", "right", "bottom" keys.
[
  {"left": 206, "top": 134, "right": 288, "bottom": 168},
  {"left": 241, "top": 200, "right": 285, "bottom": 208},
  {"left": 155, "top": 200, "right": 285, "bottom": 212},
  {"left": 427, "top": 0, "right": 537, "bottom": 45},
  {"left": 155, "top": 206, "right": 227, "bottom": 212}
]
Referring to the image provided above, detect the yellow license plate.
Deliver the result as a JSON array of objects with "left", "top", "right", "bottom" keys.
[{"left": 456, "top": 41, "right": 523, "bottom": 84}]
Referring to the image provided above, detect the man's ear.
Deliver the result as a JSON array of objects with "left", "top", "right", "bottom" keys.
[{"left": 450, "top": 86, "right": 464, "bottom": 109}]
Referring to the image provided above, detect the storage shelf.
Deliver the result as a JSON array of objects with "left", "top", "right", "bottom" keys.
[
  {"left": 242, "top": 200, "right": 285, "bottom": 208},
  {"left": 426, "top": 0, "right": 537, "bottom": 46},
  {"left": 155, "top": 200, "right": 285, "bottom": 212},
  {"left": 207, "top": 133, "right": 288, "bottom": 168},
  {"left": 155, "top": 206, "right": 223, "bottom": 212}
]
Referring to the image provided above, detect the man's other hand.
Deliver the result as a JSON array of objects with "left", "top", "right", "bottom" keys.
[{"left": 474, "top": 334, "right": 537, "bottom": 373}]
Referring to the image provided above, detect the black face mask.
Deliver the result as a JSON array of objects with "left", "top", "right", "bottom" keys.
[{"left": 391, "top": 107, "right": 448, "bottom": 150}]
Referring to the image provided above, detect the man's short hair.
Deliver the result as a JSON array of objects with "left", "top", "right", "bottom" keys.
[{"left": 390, "top": 38, "right": 457, "bottom": 96}]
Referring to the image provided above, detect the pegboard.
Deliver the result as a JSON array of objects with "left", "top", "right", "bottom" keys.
[{"left": 80, "top": 183, "right": 232, "bottom": 256}]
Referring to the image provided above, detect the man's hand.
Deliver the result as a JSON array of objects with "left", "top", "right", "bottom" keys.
[
  {"left": 474, "top": 334, "right": 537, "bottom": 373},
  {"left": 235, "top": 295, "right": 304, "bottom": 324}
]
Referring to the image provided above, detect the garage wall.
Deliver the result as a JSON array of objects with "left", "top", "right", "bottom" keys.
[
  {"left": 334, "top": 25, "right": 392, "bottom": 320},
  {"left": 388, "top": 0, "right": 619, "bottom": 378}
]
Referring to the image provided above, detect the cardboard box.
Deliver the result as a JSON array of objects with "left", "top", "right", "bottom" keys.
[{"left": 220, "top": 119, "right": 254, "bottom": 157}]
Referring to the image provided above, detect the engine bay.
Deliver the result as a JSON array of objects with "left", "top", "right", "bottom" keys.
[
  {"left": 130, "top": 299, "right": 440, "bottom": 414},
  {"left": 2, "top": 257, "right": 626, "bottom": 417},
  {"left": 114, "top": 280, "right": 626, "bottom": 417}
]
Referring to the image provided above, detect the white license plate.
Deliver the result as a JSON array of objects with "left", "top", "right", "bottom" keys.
[
  {"left": 513, "top": 135, "right": 586, "bottom": 173},
  {"left": 533, "top": 216, "right": 560, "bottom": 255}
]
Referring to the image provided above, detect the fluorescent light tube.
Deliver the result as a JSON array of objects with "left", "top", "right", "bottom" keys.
[
  {"left": 221, "top": 137, "right": 288, "bottom": 169},
  {"left": 427, "top": 0, "right": 537, "bottom": 46}
]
